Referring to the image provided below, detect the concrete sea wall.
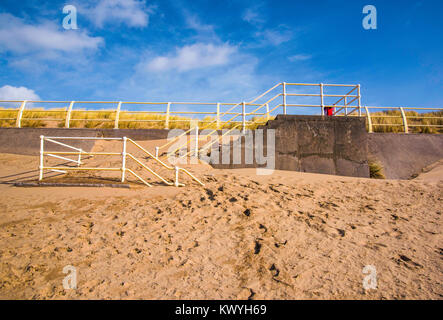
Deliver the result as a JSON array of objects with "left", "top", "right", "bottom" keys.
[{"left": 1, "top": 118, "right": 442, "bottom": 179}]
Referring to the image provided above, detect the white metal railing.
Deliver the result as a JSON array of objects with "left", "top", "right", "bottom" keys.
[
  {"left": 0, "top": 100, "right": 264, "bottom": 129},
  {"left": 357, "top": 106, "right": 443, "bottom": 133},
  {"left": 0, "top": 82, "right": 360, "bottom": 130},
  {"left": 156, "top": 82, "right": 362, "bottom": 157},
  {"left": 38, "top": 136, "right": 204, "bottom": 187},
  {"left": 1, "top": 82, "right": 441, "bottom": 136},
  {"left": 43, "top": 137, "right": 83, "bottom": 172}
]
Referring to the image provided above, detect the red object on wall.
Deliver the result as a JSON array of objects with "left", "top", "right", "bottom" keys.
[{"left": 324, "top": 107, "right": 334, "bottom": 116}]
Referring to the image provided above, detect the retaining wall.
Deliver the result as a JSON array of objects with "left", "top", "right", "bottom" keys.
[
  {"left": 368, "top": 133, "right": 443, "bottom": 179},
  {"left": 1, "top": 121, "right": 442, "bottom": 180},
  {"left": 212, "top": 115, "right": 370, "bottom": 178}
]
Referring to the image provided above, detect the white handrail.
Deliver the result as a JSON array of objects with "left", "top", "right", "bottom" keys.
[
  {"left": 2, "top": 82, "right": 442, "bottom": 136},
  {"left": 38, "top": 136, "right": 204, "bottom": 187}
]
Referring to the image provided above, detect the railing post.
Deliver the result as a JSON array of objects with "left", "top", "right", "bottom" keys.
[
  {"left": 357, "top": 84, "right": 362, "bottom": 117},
  {"left": 344, "top": 96, "right": 348, "bottom": 116},
  {"left": 174, "top": 166, "right": 179, "bottom": 187},
  {"left": 121, "top": 137, "right": 127, "bottom": 182},
  {"left": 266, "top": 103, "right": 270, "bottom": 121},
  {"left": 282, "top": 82, "right": 287, "bottom": 114},
  {"left": 155, "top": 146, "right": 159, "bottom": 158},
  {"left": 194, "top": 125, "right": 199, "bottom": 157},
  {"left": 114, "top": 101, "right": 122, "bottom": 129},
  {"left": 165, "top": 102, "right": 171, "bottom": 129},
  {"left": 39, "top": 135, "right": 44, "bottom": 181},
  {"left": 16, "top": 100, "right": 27, "bottom": 128},
  {"left": 216, "top": 103, "right": 220, "bottom": 129},
  {"left": 320, "top": 83, "right": 324, "bottom": 116},
  {"left": 242, "top": 101, "right": 246, "bottom": 134},
  {"left": 364, "top": 106, "right": 373, "bottom": 133},
  {"left": 77, "top": 148, "right": 82, "bottom": 166},
  {"left": 399, "top": 107, "right": 409, "bottom": 133},
  {"left": 65, "top": 101, "right": 75, "bottom": 128}
]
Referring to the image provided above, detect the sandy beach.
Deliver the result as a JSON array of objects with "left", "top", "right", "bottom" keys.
[{"left": 0, "top": 143, "right": 442, "bottom": 300}]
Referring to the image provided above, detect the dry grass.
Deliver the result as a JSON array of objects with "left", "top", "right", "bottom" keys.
[
  {"left": 369, "top": 110, "right": 443, "bottom": 134},
  {"left": 1, "top": 107, "right": 441, "bottom": 133},
  {"left": 0, "top": 108, "right": 208, "bottom": 129},
  {"left": 0, "top": 108, "right": 273, "bottom": 130},
  {"left": 368, "top": 159, "right": 386, "bottom": 179}
]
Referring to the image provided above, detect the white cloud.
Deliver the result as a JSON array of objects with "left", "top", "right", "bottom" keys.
[
  {"left": 145, "top": 43, "right": 236, "bottom": 72},
  {"left": 0, "top": 85, "right": 41, "bottom": 100},
  {"left": 242, "top": 4, "right": 293, "bottom": 47},
  {"left": 257, "top": 27, "right": 292, "bottom": 46},
  {"left": 0, "top": 13, "right": 103, "bottom": 54},
  {"left": 181, "top": 11, "right": 219, "bottom": 43},
  {"left": 118, "top": 42, "right": 268, "bottom": 102},
  {"left": 85, "top": 0, "right": 156, "bottom": 28},
  {"left": 185, "top": 14, "right": 214, "bottom": 34},
  {"left": 242, "top": 4, "right": 266, "bottom": 26},
  {"left": 120, "top": 9, "right": 269, "bottom": 102},
  {"left": 289, "top": 54, "right": 312, "bottom": 62},
  {"left": 124, "top": 60, "right": 264, "bottom": 103}
]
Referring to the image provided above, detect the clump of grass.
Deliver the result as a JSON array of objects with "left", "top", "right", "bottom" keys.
[{"left": 368, "top": 159, "right": 385, "bottom": 179}]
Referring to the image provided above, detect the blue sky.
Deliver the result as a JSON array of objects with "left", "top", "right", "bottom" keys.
[{"left": 0, "top": 0, "right": 442, "bottom": 112}]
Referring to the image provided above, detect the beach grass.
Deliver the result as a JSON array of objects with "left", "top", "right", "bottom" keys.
[
  {"left": 368, "top": 159, "right": 386, "bottom": 179},
  {"left": 0, "top": 107, "right": 441, "bottom": 132},
  {"left": 369, "top": 110, "right": 443, "bottom": 134}
]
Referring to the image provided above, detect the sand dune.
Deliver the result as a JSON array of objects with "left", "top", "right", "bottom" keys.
[{"left": 0, "top": 146, "right": 441, "bottom": 299}]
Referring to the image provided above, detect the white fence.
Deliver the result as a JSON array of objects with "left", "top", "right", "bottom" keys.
[
  {"left": 1, "top": 82, "right": 441, "bottom": 134},
  {"left": 39, "top": 136, "right": 204, "bottom": 187}
]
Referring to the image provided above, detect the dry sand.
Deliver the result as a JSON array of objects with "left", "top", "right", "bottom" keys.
[{"left": 0, "top": 140, "right": 442, "bottom": 300}]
